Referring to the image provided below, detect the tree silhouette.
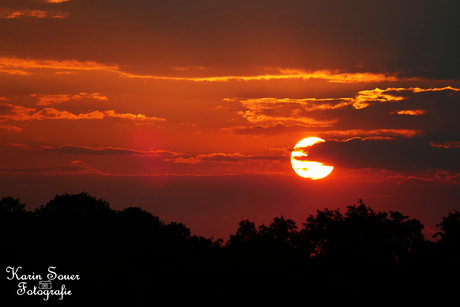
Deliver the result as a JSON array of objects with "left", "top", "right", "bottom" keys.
[
  {"left": 35, "top": 192, "right": 113, "bottom": 218},
  {"left": 434, "top": 210, "right": 460, "bottom": 242},
  {"left": 0, "top": 196, "right": 27, "bottom": 214},
  {"left": 227, "top": 219, "right": 257, "bottom": 248},
  {"left": 433, "top": 210, "right": 460, "bottom": 265},
  {"left": 301, "top": 200, "right": 424, "bottom": 266},
  {"left": 0, "top": 197, "right": 31, "bottom": 266},
  {"left": 1, "top": 192, "right": 459, "bottom": 303}
]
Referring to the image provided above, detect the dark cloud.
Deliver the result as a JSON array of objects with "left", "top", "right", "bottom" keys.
[
  {"left": 43, "top": 145, "right": 177, "bottom": 156},
  {"left": 172, "top": 152, "right": 287, "bottom": 164},
  {"left": 308, "top": 138, "right": 460, "bottom": 172},
  {"left": 44, "top": 145, "right": 138, "bottom": 156},
  {"left": 199, "top": 153, "right": 286, "bottom": 163},
  {"left": 0, "top": 165, "right": 96, "bottom": 174},
  {"left": 229, "top": 87, "right": 460, "bottom": 141},
  {"left": 1, "top": 0, "right": 459, "bottom": 79}
]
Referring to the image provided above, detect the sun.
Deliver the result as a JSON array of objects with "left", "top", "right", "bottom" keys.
[{"left": 291, "top": 137, "right": 334, "bottom": 179}]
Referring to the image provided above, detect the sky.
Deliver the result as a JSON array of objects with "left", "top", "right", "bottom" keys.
[{"left": 1, "top": 0, "right": 460, "bottom": 240}]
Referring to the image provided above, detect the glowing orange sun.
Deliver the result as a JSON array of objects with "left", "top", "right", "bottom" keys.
[{"left": 291, "top": 137, "right": 333, "bottom": 179}]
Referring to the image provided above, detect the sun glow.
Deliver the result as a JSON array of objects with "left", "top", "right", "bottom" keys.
[{"left": 291, "top": 137, "right": 333, "bottom": 179}]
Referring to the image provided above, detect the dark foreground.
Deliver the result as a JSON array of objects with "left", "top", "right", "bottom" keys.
[{"left": 1, "top": 192, "right": 459, "bottom": 304}]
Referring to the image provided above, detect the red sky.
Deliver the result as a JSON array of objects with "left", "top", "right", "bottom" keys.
[{"left": 1, "top": 0, "right": 460, "bottom": 240}]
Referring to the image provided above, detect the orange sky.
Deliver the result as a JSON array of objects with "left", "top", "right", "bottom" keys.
[{"left": 1, "top": 0, "right": 460, "bottom": 239}]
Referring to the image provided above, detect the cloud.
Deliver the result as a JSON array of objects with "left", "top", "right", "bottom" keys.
[
  {"left": 0, "top": 103, "right": 38, "bottom": 121},
  {"left": 30, "top": 108, "right": 105, "bottom": 120},
  {"left": 0, "top": 9, "right": 47, "bottom": 18},
  {"left": 224, "top": 86, "right": 460, "bottom": 138},
  {"left": 118, "top": 68, "right": 415, "bottom": 84},
  {"left": 42, "top": 145, "right": 181, "bottom": 156},
  {"left": 173, "top": 66, "right": 207, "bottom": 71},
  {"left": 0, "top": 57, "right": 428, "bottom": 84},
  {"left": 35, "top": 94, "right": 74, "bottom": 105},
  {"left": 0, "top": 9, "right": 68, "bottom": 19},
  {"left": 307, "top": 138, "right": 460, "bottom": 172},
  {"left": 229, "top": 87, "right": 460, "bottom": 120},
  {"left": 430, "top": 142, "right": 460, "bottom": 149},
  {"left": 0, "top": 165, "right": 98, "bottom": 175},
  {"left": 392, "top": 109, "right": 427, "bottom": 116},
  {"left": 103, "top": 110, "right": 165, "bottom": 122},
  {"left": 0, "top": 57, "right": 118, "bottom": 75},
  {"left": 0, "top": 68, "right": 31, "bottom": 75},
  {"left": 353, "top": 86, "right": 460, "bottom": 109},
  {"left": 34, "top": 93, "right": 108, "bottom": 106},
  {"left": 232, "top": 98, "right": 339, "bottom": 127},
  {"left": 0, "top": 103, "right": 166, "bottom": 122},
  {"left": 7, "top": 143, "right": 31, "bottom": 149},
  {"left": 42, "top": 0, "right": 70, "bottom": 3},
  {"left": 276, "top": 69, "right": 410, "bottom": 83},
  {"left": 318, "top": 129, "right": 421, "bottom": 139},
  {"left": 0, "top": 125, "right": 22, "bottom": 132},
  {"left": 172, "top": 153, "right": 286, "bottom": 164},
  {"left": 224, "top": 123, "right": 421, "bottom": 139}
]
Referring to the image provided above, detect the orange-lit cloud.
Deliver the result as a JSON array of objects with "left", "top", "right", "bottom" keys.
[
  {"left": 0, "top": 68, "right": 31, "bottom": 75},
  {"left": 33, "top": 93, "right": 108, "bottom": 106},
  {"left": 227, "top": 86, "right": 460, "bottom": 129},
  {"left": 392, "top": 109, "right": 426, "bottom": 116},
  {"left": 224, "top": 123, "right": 421, "bottom": 139},
  {"left": 32, "top": 108, "right": 105, "bottom": 120},
  {"left": 0, "top": 103, "right": 38, "bottom": 121},
  {"left": 103, "top": 110, "right": 165, "bottom": 122},
  {"left": 230, "top": 97, "right": 354, "bottom": 112},
  {"left": 231, "top": 98, "right": 339, "bottom": 127},
  {"left": 43, "top": 0, "right": 70, "bottom": 3},
  {"left": 0, "top": 56, "right": 425, "bottom": 84},
  {"left": 276, "top": 69, "right": 407, "bottom": 83},
  {"left": 0, "top": 103, "right": 165, "bottom": 122},
  {"left": 118, "top": 68, "right": 412, "bottom": 84},
  {"left": 411, "top": 86, "right": 460, "bottom": 93},
  {"left": 0, "top": 9, "right": 68, "bottom": 19},
  {"left": 173, "top": 66, "right": 207, "bottom": 71},
  {"left": 353, "top": 87, "right": 460, "bottom": 109},
  {"left": 0, "top": 125, "right": 22, "bottom": 132},
  {"left": 352, "top": 89, "right": 406, "bottom": 109},
  {"left": 0, "top": 9, "right": 47, "bottom": 18},
  {"left": 430, "top": 142, "right": 460, "bottom": 149},
  {"left": 318, "top": 129, "right": 422, "bottom": 138},
  {"left": 0, "top": 57, "right": 118, "bottom": 75}
]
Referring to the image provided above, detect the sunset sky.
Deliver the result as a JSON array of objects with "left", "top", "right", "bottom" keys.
[{"left": 1, "top": 0, "right": 459, "bottom": 240}]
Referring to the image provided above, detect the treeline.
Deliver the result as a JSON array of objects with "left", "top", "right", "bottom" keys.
[{"left": 1, "top": 192, "right": 459, "bottom": 304}]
